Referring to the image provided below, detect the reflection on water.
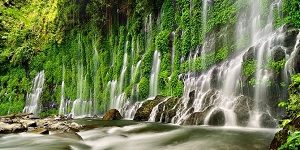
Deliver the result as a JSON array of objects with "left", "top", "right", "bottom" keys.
[{"left": 0, "top": 119, "right": 278, "bottom": 150}]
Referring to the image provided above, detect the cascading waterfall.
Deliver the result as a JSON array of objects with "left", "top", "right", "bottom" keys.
[
  {"left": 120, "top": 0, "right": 294, "bottom": 128},
  {"left": 59, "top": 65, "right": 66, "bottom": 116},
  {"left": 23, "top": 71, "right": 45, "bottom": 116},
  {"left": 148, "top": 97, "right": 170, "bottom": 122},
  {"left": 109, "top": 53, "right": 128, "bottom": 111},
  {"left": 285, "top": 33, "right": 300, "bottom": 77},
  {"left": 149, "top": 50, "right": 161, "bottom": 97}
]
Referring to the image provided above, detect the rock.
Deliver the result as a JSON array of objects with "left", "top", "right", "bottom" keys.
[
  {"left": 234, "top": 95, "right": 254, "bottom": 126},
  {"left": 243, "top": 46, "right": 256, "bottom": 61},
  {"left": 183, "top": 106, "right": 213, "bottom": 125},
  {"left": 270, "top": 117, "right": 300, "bottom": 150},
  {"left": 20, "top": 120, "right": 37, "bottom": 128},
  {"left": 294, "top": 46, "right": 300, "bottom": 73},
  {"left": 158, "top": 97, "right": 181, "bottom": 123},
  {"left": 29, "top": 128, "right": 49, "bottom": 135},
  {"left": 283, "top": 29, "right": 299, "bottom": 53},
  {"left": 260, "top": 113, "right": 277, "bottom": 128},
  {"left": 52, "top": 132, "right": 83, "bottom": 140},
  {"left": 102, "top": 109, "right": 123, "bottom": 121},
  {"left": 187, "top": 91, "right": 195, "bottom": 108},
  {"left": 208, "top": 108, "right": 225, "bottom": 126},
  {"left": 271, "top": 46, "right": 285, "bottom": 61},
  {"left": 211, "top": 67, "right": 220, "bottom": 88},
  {"left": 201, "top": 89, "right": 218, "bottom": 109},
  {"left": 133, "top": 95, "right": 166, "bottom": 121},
  {"left": 0, "top": 122, "right": 26, "bottom": 134}
]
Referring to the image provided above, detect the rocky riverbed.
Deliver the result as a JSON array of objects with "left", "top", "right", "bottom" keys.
[{"left": 0, "top": 113, "right": 83, "bottom": 135}]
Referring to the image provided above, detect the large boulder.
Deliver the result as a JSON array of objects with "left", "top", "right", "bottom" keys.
[
  {"left": 201, "top": 89, "right": 218, "bottom": 110},
  {"left": 243, "top": 46, "right": 256, "bottom": 61},
  {"left": 102, "top": 109, "right": 123, "bottom": 121},
  {"left": 20, "top": 120, "right": 37, "bottom": 128},
  {"left": 294, "top": 46, "right": 300, "bottom": 73},
  {"left": 157, "top": 97, "right": 181, "bottom": 123},
  {"left": 270, "top": 117, "right": 300, "bottom": 150},
  {"left": 187, "top": 91, "right": 195, "bottom": 108},
  {"left": 28, "top": 128, "right": 49, "bottom": 135},
  {"left": 260, "top": 113, "right": 277, "bottom": 128},
  {"left": 234, "top": 95, "right": 254, "bottom": 126},
  {"left": 282, "top": 29, "right": 299, "bottom": 54},
  {"left": 183, "top": 106, "right": 213, "bottom": 125},
  {"left": 208, "top": 108, "right": 225, "bottom": 126},
  {"left": 271, "top": 46, "right": 285, "bottom": 61},
  {"left": 133, "top": 95, "right": 166, "bottom": 121},
  {"left": 0, "top": 122, "right": 26, "bottom": 134}
]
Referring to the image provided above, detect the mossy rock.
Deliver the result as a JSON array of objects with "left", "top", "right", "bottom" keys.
[
  {"left": 133, "top": 95, "right": 166, "bottom": 121},
  {"left": 183, "top": 106, "right": 213, "bottom": 125},
  {"left": 102, "top": 109, "right": 123, "bottom": 121},
  {"left": 270, "top": 117, "right": 300, "bottom": 149}
]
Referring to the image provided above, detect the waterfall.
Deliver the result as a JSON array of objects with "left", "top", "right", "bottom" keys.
[
  {"left": 149, "top": 50, "right": 161, "bottom": 97},
  {"left": 23, "top": 71, "right": 45, "bottom": 116},
  {"left": 70, "top": 99, "right": 93, "bottom": 118},
  {"left": 59, "top": 65, "right": 66, "bottom": 116},
  {"left": 109, "top": 53, "right": 128, "bottom": 111},
  {"left": 202, "top": 0, "right": 209, "bottom": 35},
  {"left": 148, "top": 97, "right": 170, "bottom": 122},
  {"left": 285, "top": 33, "right": 300, "bottom": 77}
]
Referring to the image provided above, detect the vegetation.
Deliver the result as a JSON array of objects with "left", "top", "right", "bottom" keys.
[{"left": 0, "top": 0, "right": 299, "bottom": 120}]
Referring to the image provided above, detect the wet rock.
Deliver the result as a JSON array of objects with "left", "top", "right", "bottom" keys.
[
  {"left": 234, "top": 95, "right": 254, "bottom": 126},
  {"left": 208, "top": 108, "right": 225, "bottom": 126},
  {"left": 271, "top": 46, "right": 285, "bottom": 61},
  {"left": 294, "top": 46, "right": 300, "bottom": 73},
  {"left": 20, "top": 120, "right": 37, "bottom": 128},
  {"left": 270, "top": 117, "right": 300, "bottom": 150},
  {"left": 155, "top": 97, "right": 181, "bottom": 123},
  {"left": 283, "top": 29, "right": 299, "bottom": 53},
  {"left": 183, "top": 106, "right": 213, "bottom": 125},
  {"left": 211, "top": 67, "right": 220, "bottom": 88},
  {"left": 52, "top": 132, "right": 83, "bottom": 140},
  {"left": 102, "top": 109, "right": 123, "bottom": 121},
  {"left": 243, "top": 46, "right": 256, "bottom": 61},
  {"left": 201, "top": 89, "right": 218, "bottom": 109},
  {"left": 0, "top": 122, "right": 26, "bottom": 134},
  {"left": 188, "top": 91, "right": 195, "bottom": 108},
  {"left": 29, "top": 128, "right": 49, "bottom": 135},
  {"left": 260, "top": 113, "right": 277, "bottom": 128},
  {"left": 134, "top": 95, "right": 166, "bottom": 121}
]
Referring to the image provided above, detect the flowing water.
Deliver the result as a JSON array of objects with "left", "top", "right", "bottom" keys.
[
  {"left": 59, "top": 65, "right": 66, "bottom": 116},
  {"left": 149, "top": 50, "right": 161, "bottom": 97},
  {"left": 0, "top": 119, "right": 277, "bottom": 150},
  {"left": 23, "top": 71, "right": 45, "bottom": 116}
]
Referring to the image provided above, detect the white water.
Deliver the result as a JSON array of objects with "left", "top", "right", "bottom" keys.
[
  {"left": 23, "top": 71, "right": 45, "bottom": 116},
  {"left": 284, "top": 32, "right": 300, "bottom": 76},
  {"left": 148, "top": 97, "right": 170, "bottom": 122},
  {"left": 149, "top": 50, "right": 161, "bottom": 97},
  {"left": 109, "top": 53, "right": 128, "bottom": 112},
  {"left": 59, "top": 65, "right": 66, "bottom": 116},
  {"left": 70, "top": 99, "right": 93, "bottom": 118}
]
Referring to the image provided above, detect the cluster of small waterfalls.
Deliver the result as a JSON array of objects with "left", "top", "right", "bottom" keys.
[{"left": 22, "top": 0, "right": 300, "bottom": 128}]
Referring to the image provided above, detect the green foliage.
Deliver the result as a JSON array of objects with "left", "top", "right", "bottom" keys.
[
  {"left": 0, "top": 0, "right": 299, "bottom": 117},
  {"left": 279, "top": 74, "right": 300, "bottom": 120},
  {"left": 279, "top": 131, "right": 300, "bottom": 150},
  {"left": 138, "top": 77, "right": 149, "bottom": 100},
  {"left": 181, "top": 46, "right": 230, "bottom": 73},
  {"left": 243, "top": 59, "right": 256, "bottom": 78},
  {"left": 267, "top": 59, "right": 286, "bottom": 74},
  {"left": 282, "top": 0, "right": 300, "bottom": 28}
]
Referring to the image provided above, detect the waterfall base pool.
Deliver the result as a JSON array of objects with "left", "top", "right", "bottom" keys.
[{"left": 0, "top": 119, "right": 278, "bottom": 150}]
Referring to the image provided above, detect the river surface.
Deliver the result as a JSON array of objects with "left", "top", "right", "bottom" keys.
[{"left": 0, "top": 119, "right": 278, "bottom": 150}]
